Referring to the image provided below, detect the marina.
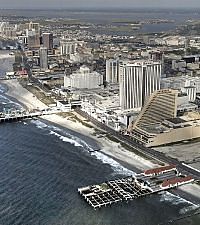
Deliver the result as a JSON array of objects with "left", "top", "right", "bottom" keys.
[{"left": 78, "top": 165, "right": 194, "bottom": 209}]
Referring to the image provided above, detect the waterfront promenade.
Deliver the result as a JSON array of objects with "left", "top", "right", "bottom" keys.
[{"left": 75, "top": 108, "right": 200, "bottom": 181}]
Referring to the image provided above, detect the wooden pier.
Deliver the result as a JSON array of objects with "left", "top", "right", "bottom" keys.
[
  {"left": 0, "top": 108, "right": 66, "bottom": 124},
  {"left": 78, "top": 165, "right": 194, "bottom": 209},
  {"left": 0, "top": 111, "right": 44, "bottom": 123}
]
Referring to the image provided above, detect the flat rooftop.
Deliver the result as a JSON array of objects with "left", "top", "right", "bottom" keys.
[
  {"left": 139, "top": 123, "right": 169, "bottom": 134},
  {"left": 166, "top": 118, "right": 187, "bottom": 124}
]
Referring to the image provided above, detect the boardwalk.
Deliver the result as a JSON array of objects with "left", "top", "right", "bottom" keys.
[
  {"left": 0, "top": 108, "right": 65, "bottom": 123},
  {"left": 75, "top": 108, "right": 200, "bottom": 181}
]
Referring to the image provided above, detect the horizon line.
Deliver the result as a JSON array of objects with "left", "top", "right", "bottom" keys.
[{"left": 1, "top": 6, "right": 200, "bottom": 10}]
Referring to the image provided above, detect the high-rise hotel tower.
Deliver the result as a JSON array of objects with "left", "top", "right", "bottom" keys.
[
  {"left": 106, "top": 59, "right": 120, "bottom": 84},
  {"left": 119, "top": 60, "right": 161, "bottom": 111}
]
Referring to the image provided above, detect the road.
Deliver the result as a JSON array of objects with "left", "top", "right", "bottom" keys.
[
  {"left": 75, "top": 108, "right": 200, "bottom": 180},
  {"left": 20, "top": 50, "right": 50, "bottom": 93}
]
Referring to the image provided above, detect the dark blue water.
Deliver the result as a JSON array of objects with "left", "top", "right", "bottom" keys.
[
  {"left": 0, "top": 82, "right": 199, "bottom": 224},
  {"left": 0, "top": 118, "right": 199, "bottom": 225},
  {"left": 0, "top": 37, "right": 200, "bottom": 225}
]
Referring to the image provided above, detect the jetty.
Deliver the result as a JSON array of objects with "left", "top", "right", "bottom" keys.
[{"left": 78, "top": 165, "right": 194, "bottom": 209}]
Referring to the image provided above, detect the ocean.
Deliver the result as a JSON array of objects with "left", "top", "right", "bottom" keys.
[
  {"left": 0, "top": 52, "right": 200, "bottom": 224},
  {"left": 0, "top": 108, "right": 199, "bottom": 225},
  {"left": 0, "top": 29, "right": 200, "bottom": 225}
]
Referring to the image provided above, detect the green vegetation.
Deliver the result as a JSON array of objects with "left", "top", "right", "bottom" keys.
[
  {"left": 18, "top": 78, "right": 55, "bottom": 105},
  {"left": 14, "top": 51, "right": 23, "bottom": 64},
  {"left": 57, "top": 112, "right": 94, "bottom": 129},
  {"left": 186, "top": 47, "right": 200, "bottom": 55},
  {"left": 99, "top": 183, "right": 110, "bottom": 191},
  {"left": 13, "top": 51, "right": 23, "bottom": 72}
]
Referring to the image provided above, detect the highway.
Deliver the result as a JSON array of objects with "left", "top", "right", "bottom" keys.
[{"left": 75, "top": 108, "right": 200, "bottom": 180}]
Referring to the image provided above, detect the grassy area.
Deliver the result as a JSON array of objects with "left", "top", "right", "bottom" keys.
[
  {"left": 57, "top": 111, "right": 94, "bottom": 129},
  {"left": 18, "top": 78, "right": 55, "bottom": 105},
  {"left": 14, "top": 51, "right": 23, "bottom": 64}
]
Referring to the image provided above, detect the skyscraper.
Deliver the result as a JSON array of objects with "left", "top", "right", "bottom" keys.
[
  {"left": 60, "top": 39, "right": 78, "bottom": 56},
  {"left": 119, "top": 60, "right": 161, "bottom": 111},
  {"left": 42, "top": 33, "right": 53, "bottom": 50},
  {"left": 27, "top": 30, "right": 40, "bottom": 49},
  {"left": 28, "top": 21, "right": 40, "bottom": 34},
  {"left": 106, "top": 59, "right": 120, "bottom": 84},
  {"left": 39, "top": 47, "right": 48, "bottom": 70}
]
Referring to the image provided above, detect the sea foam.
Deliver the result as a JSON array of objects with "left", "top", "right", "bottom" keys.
[
  {"left": 32, "top": 119, "right": 135, "bottom": 176},
  {"left": 159, "top": 191, "right": 198, "bottom": 207}
]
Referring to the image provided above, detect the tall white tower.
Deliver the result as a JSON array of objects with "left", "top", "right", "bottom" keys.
[
  {"left": 60, "top": 39, "right": 77, "bottom": 56},
  {"left": 106, "top": 59, "right": 120, "bottom": 84},
  {"left": 119, "top": 60, "right": 161, "bottom": 111}
]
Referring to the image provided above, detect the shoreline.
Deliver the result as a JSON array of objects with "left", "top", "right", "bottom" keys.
[
  {"left": 1, "top": 79, "right": 200, "bottom": 204},
  {"left": 1, "top": 79, "right": 158, "bottom": 172}
]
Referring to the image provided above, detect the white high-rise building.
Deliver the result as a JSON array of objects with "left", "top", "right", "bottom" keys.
[
  {"left": 60, "top": 39, "right": 77, "bottom": 55},
  {"left": 64, "top": 66, "right": 103, "bottom": 89},
  {"left": 119, "top": 60, "right": 161, "bottom": 111},
  {"left": 60, "top": 38, "right": 85, "bottom": 56},
  {"left": 183, "top": 86, "right": 197, "bottom": 102},
  {"left": 106, "top": 59, "right": 120, "bottom": 83},
  {"left": 39, "top": 47, "right": 48, "bottom": 70}
]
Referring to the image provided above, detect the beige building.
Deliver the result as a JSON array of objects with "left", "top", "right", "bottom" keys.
[
  {"left": 131, "top": 89, "right": 178, "bottom": 130},
  {"left": 130, "top": 89, "right": 200, "bottom": 147}
]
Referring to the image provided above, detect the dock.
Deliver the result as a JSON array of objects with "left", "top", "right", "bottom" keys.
[{"left": 78, "top": 165, "right": 194, "bottom": 209}]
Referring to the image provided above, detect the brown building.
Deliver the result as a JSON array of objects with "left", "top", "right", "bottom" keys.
[
  {"left": 28, "top": 33, "right": 40, "bottom": 49},
  {"left": 42, "top": 33, "right": 53, "bottom": 50}
]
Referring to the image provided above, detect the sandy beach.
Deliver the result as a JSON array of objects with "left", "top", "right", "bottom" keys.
[
  {"left": 42, "top": 113, "right": 158, "bottom": 172},
  {"left": 1, "top": 79, "right": 47, "bottom": 110},
  {"left": 1, "top": 79, "right": 200, "bottom": 202},
  {"left": 1, "top": 79, "right": 157, "bottom": 171}
]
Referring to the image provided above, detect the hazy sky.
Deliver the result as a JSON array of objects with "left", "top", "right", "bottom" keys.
[{"left": 0, "top": 0, "right": 200, "bottom": 9}]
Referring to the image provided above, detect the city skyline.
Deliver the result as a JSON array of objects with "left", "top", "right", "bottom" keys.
[{"left": 0, "top": 0, "right": 200, "bottom": 9}]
